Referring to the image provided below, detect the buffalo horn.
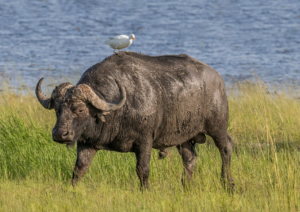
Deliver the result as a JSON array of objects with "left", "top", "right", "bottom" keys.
[
  {"left": 75, "top": 80, "right": 126, "bottom": 111},
  {"left": 35, "top": 78, "right": 53, "bottom": 109}
]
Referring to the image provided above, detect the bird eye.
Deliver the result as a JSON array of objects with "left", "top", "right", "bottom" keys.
[{"left": 79, "top": 109, "right": 84, "bottom": 113}]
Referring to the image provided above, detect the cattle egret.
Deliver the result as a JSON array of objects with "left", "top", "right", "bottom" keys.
[{"left": 105, "top": 34, "right": 135, "bottom": 54}]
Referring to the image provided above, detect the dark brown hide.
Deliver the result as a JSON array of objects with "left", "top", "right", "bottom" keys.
[{"left": 36, "top": 52, "right": 234, "bottom": 191}]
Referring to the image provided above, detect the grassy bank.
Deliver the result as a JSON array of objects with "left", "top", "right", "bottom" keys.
[{"left": 0, "top": 82, "right": 299, "bottom": 211}]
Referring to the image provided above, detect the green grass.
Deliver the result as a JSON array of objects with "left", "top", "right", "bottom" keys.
[{"left": 0, "top": 81, "right": 299, "bottom": 211}]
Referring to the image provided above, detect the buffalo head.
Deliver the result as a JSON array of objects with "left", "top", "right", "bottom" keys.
[{"left": 35, "top": 78, "right": 126, "bottom": 145}]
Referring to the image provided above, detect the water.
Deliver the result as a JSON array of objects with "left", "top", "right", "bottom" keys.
[{"left": 0, "top": 0, "right": 299, "bottom": 90}]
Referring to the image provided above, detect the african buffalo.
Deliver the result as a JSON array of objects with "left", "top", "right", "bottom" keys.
[{"left": 36, "top": 52, "right": 234, "bottom": 190}]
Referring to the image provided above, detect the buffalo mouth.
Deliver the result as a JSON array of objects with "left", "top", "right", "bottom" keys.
[{"left": 54, "top": 139, "right": 75, "bottom": 144}]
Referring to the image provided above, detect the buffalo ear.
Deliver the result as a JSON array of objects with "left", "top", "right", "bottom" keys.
[
  {"left": 99, "top": 115, "right": 106, "bottom": 122},
  {"left": 96, "top": 111, "right": 111, "bottom": 123}
]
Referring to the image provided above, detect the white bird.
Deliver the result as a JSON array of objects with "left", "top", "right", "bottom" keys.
[{"left": 105, "top": 34, "right": 135, "bottom": 54}]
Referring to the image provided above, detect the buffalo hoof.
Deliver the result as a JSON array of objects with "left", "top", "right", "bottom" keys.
[{"left": 221, "top": 177, "right": 235, "bottom": 194}]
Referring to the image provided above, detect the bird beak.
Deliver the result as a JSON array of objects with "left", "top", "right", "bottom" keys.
[{"left": 133, "top": 37, "right": 135, "bottom": 41}]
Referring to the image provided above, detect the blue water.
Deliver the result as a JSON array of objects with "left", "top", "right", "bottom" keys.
[{"left": 0, "top": 0, "right": 299, "bottom": 89}]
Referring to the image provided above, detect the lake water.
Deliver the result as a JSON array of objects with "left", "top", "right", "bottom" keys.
[{"left": 0, "top": 0, "right": 299, "bottom": 90}]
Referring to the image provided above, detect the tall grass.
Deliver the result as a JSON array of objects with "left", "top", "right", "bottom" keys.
[{"left": 0, "top": 81, "right": 299, "bottom": 211}]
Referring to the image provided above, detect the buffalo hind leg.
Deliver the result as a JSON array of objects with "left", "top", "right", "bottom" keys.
[
  {"left": 72, "top": 142, "right": 97, "bottom": 187},
  {"left": 212, "top": 131, "right": 235, "bottom": 191},
  {"left": 176, "top": 140, "right": 197, "bottom": 187},
  {"left": 134, "top": 144, "right": 152, "bottom": 191}
]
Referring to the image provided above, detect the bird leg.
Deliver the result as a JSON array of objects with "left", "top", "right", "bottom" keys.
[{"left": 116, "top": 49, "right": 121, "bottom": 57}]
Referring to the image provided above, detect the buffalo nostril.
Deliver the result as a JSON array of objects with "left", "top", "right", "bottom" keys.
[
  {"left": 62, "top": 131, "right": 69, "bottom": 138},
  {"left": 52, "top": 128, "right": 58, "bottom": 135}
]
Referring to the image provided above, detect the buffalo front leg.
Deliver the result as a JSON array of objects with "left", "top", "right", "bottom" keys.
[
  {"left": 72, "top": 142, "right": 97, "bottom": 187},
  {"left": 176, "top": 140, "right": 197, "bottom": 187},
  {"left": 134, "top": 145, "right": 152, "bottom": 191}
]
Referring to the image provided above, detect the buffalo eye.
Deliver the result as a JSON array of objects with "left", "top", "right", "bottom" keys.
[{"left": 72, "top": 108, "right": 84, "bottom": 114}]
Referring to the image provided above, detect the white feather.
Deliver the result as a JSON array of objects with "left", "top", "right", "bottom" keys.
[{"left": 105, "top": 34, "right": 135, "bottom": 52}]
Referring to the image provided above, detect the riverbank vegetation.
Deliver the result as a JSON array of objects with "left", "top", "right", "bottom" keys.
[{"left": 0, "top": 81, "right": 299, "bottom": 211}]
